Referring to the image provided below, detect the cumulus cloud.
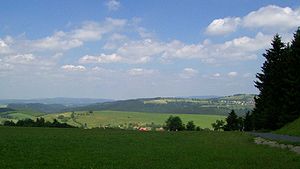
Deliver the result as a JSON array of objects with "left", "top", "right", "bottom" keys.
[
  {"left": 79, "top": 53, "right": 122, "bottom": 64},
  {"left": 61, "top": 65, "right": 86, "bottom": 72},
  {"left": 116, "top": 39, "right": 164, "bottom": 63},
  {"left": 128, "top": 68, "right": 155, "bottom": 76},
  {"left": 4, "top": 54, "right": 35, "bottom": 64},
  {"left": 206, "top": 5, "right": 300, "bottom": 35},
  {"left": 228, "top": 71, "right": 238, "bottom": 77},
  {"left": 0, "top": 39, "right": 11, "bottom": 54},
  {"left": 213, "top": 73, "right": 221, "bottom": 77},
  {"left": 98, "top": 32, "right": 270, "bottom": 64},
  {"left": 29, "top": 18, "right": 127, "bottom": 51},
  {"left": 206, "top": 17, "right": 241, "bottom": 35},
  {"left": 243, "top": 5, "right": 300, "bottom": 30},
  {"left": 105, "top": 0, "right": 120, "bottom": 11},
  {"left": 179, "top": 68, "right": 199, "bottom": 79}
]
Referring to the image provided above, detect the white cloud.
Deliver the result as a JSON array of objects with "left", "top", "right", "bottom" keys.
[
  {"left": 0, "top": 39, "right": 11, "bottom": 54},
  {"left": 179, "top": 68, "right": 199, "bottom": 79},
  {"left": 206, "top": 17, "right": 241, "bottom": 35},
  {"left": 228, "top": 71, "right": 238, "bottom": 77},
  {"left": 128, "top": 68, "right": 155, "bottom": 76},
  {"left": 61, "top": 65, "right": 86, "bottom": 72},
  {"left": 243, "top": 5, "right": 300, "bottom": 30},
  {"left": 206, "top": 5, "right": 300, "bottom": 35},
  {"left": 213, "top": 73, "right": 221, "bottom": 77},
  {"left": 4, "top": 54, "right": 35, "bottom": 64},
  {"left": 32, "top": 31, "right": 83, "bottom": 51},
  {"left": 116, "top": 39, "right": 164, "bottom": 63},
  {"left": 100, "top": 32, "right": 270, "bottom": 64},
  {"left": 30, "top": 18, "right": 127, "bottom": 51},
  {"left": 162, "top": 40, "right": 204, "bottom": 59},
  {"left": 79, "top": 53, "right": 122, "bottom": 64},
  {"left": 105, "top": 0, "right": 120, "bottom": 11}
]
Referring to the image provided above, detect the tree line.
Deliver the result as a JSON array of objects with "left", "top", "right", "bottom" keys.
[
  {"left": 164, "top": 115, "right": 206, "bottom": 131},
  {"left": 2, "top": 118, "right": 75, "bottom": 128}
]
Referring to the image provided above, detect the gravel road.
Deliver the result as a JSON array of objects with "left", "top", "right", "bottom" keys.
[{"left": 249, "top": 132, "right": 300, "bottom": 143}]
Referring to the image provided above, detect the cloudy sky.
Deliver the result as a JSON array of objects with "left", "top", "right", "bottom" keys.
[{"left": 0, "top": 0, "right": 299, "bottom": 99}]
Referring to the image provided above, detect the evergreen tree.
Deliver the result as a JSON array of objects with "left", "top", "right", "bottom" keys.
[
  {"left": 243, "top": 111, "right": 253, "bottom": 131},
  {"left": 223, "top": 110, "right": 239, "bottom": 131},
  {"left": 252, "top": 34, "right": 286, "bottom": 130},
  {"left": 282, "top": 27, "right": 300, "bottom": 125}
]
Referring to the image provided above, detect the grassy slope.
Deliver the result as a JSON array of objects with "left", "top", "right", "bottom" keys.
[
  {"left": 44, "top": 111, "right": 226, "bottom": 129},
  {"left": 0, "top": 127, "right": 299, "bottom": 169},
  {"left": 274, "top": 117, "right": 300, "bottom": 136}
]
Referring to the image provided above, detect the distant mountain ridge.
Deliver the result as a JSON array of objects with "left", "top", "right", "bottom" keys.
[{"left": 0, "top": 97, "right": 113, "bottom": 106}]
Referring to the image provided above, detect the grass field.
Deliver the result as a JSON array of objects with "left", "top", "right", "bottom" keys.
[
  {"left": 274, "top": 117, "right": 300, "bottom": 137},
  {"left": 43, "top": 111, "right": 226, "bottom": 129},
  {"left": 0, "top": 127, "right": 299, "bottom": 169}
]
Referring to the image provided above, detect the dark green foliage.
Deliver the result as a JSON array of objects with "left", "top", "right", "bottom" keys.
[
  {"left": 164, "top": 116, "right": 185, "bottom": 131},
  {"left": 223, "top": 110, "right": 241, "bottom": 131},
  {"left": 3, "top": 118, "right": 75, "bottom": 128},
  {"left": 3, "top": 120, "right": 15, "bottom": 126},
  {"left": 243, "top": 111, "right": 253, "bottom": 131},
  {"left": 195, "top": 126, "right": 202, "bottom": 131},
  {"left": 0, "top": 108, "right": 15, "bottom": 113},
  {"left": 211, "top": 119, "right": 225, "bottom": 131},
  {"left": 252, "top": 28, "right": 300, "bottom": 130},
  {"left": 186, "top": 121, "right": 196, "bottom": 131}
]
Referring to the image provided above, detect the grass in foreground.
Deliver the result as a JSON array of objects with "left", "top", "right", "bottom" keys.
[
  {"left": 274, "top": 117, "right": 300, "bottom": 137},
  {"left": 0, "top": 127, "right": 299, "bottom": 169},
  {"left": 43, "top": 110, "right": 225, "bottom": 129}
]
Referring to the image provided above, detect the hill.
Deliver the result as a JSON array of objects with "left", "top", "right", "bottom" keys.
[
  {"left": 274, "top": 116, "right": 300, "bottom": 137},
  {"left": 7, "top": 103, "right": 66, "bottom": 114},
  {"left": 71, "top": 94, "right": 255, "bottom": 116}
]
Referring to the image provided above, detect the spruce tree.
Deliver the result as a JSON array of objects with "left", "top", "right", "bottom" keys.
[
  {"left": 282, "top": 27, "right": 300, "bottom": 125},
  {"left": 252, "top": 34, "right": 286, "bottom": 130},
  {"left": 224, "top": 110, "right": 239, "bottom": 131}
]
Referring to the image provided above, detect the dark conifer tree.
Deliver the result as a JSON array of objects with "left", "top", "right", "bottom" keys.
[
  {"left": 224, "top": 110, "right": 239, "bottom": 131},
  {"left": 282, "top": 27, "right": 300, "bottom": 125},
  {"left": 252, "top": 34, "right": 286, "bottom": 130}
]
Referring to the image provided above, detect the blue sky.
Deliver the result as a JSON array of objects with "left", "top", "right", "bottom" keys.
[{"left": 0, "top": 0, "right": 299, "bottom": 99}]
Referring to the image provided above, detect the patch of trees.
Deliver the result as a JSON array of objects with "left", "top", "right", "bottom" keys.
[
  {"left": 2, "top": 118, "right": 75, "bottom": 128},
  {"left": 164, "top": 116, "right": 203, "bottom": 131},
  {"left": 247, "top": 27, "right": 300, "bottom": 131},
  {"left": 212, "top": 110, "right": 245, "bottom": 131}
]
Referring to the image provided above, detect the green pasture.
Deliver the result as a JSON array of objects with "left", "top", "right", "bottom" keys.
[
  {"left": 44, "top": 110, "right": 226, "bottom": 129},
  {"left": 0, "top": 127, "right": 299, "bottom": 169}
]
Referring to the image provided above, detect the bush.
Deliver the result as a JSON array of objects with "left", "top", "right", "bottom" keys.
[{"left": 164, "top": 116, "right": 185, "bottom": 131}]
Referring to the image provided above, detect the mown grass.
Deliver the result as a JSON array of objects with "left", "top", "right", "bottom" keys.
[
  {"left": 44, "top": 110, "right": 225, "bottom": 129},
  {"left": 274, "top": 117, "right": 300, "bottom": 137},
  {"left": 0, "top": 127, "right": 299, "bottom": 169}
]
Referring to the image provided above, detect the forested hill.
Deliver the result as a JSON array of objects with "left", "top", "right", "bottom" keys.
[{"left": 70, "top": 94, "right": 255, "bottom": 116}]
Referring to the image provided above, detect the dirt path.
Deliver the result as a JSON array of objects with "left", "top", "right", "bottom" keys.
[{"left": 248, "top": 132, "right": 300, "bottom": 143}]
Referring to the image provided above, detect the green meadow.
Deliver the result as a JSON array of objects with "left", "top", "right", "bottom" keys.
[
  {"left": 43, "top": 110, "right": 226, "bottom": 129},
  {"left": 274, "top": 117, "right": 300, "bottom": 137},
  {"left": 0, "top": 127, "right": 299, "bottom": 169}
]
